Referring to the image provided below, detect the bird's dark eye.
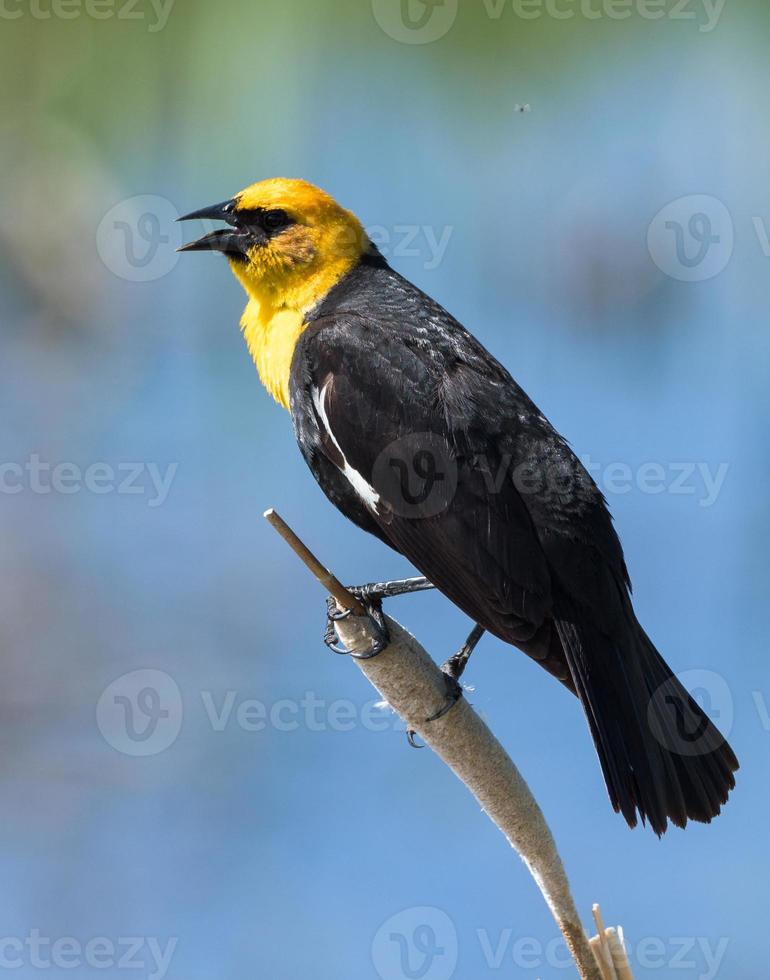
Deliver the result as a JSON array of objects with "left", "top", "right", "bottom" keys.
[{"left": 262, "top": 209, "right": 292, "bottom": 232}]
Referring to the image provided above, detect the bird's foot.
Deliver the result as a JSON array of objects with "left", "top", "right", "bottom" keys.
[
  {"left": 324, "top": 594, "right": 390, "bottom": 660},
  {"left": 407, "top": 624, "right": 485, "bottom": 745},
  {"left": 324, "top": 577, "right": 432, "bottom": 659},
  {"left": 406, "top": 652, "right": 466, "bottom": 747}
]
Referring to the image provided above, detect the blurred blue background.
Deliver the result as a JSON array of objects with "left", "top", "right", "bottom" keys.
[{"left": 1, "top": 1, "right": 768, "bottom": 977}]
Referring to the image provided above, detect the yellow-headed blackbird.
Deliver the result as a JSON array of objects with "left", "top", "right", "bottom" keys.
[{"left": 180, "top": 178, "right": 738, "bottom": 834}]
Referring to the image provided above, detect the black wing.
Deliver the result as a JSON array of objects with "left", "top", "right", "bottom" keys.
[{"left": 291, "top": 310, "right": 578, "bottom": 683}]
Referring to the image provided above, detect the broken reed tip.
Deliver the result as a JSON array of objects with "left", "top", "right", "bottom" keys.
[{"left": 262, "top": 507, "right": 365, "bottom": 616}]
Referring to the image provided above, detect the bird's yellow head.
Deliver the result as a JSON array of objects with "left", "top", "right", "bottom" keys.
[
  {"left": 179, "top": 178, "right": 367, "bottom": 314},
  {"left": 179, "top": 178, "right": 370, "bottom": 409}
]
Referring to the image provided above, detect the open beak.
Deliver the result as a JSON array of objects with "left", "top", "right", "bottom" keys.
[{"left": 177, "top": 198, "right": 253, "bottom": 257}]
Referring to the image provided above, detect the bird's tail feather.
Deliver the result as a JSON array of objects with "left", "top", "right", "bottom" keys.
[{"left": 553, "top": 596, "right": 738, "bottom": 835}]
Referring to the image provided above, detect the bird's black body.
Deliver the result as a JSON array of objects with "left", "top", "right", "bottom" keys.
[{"left": 288, "top": 249, "right": 738, "bottom": 835}]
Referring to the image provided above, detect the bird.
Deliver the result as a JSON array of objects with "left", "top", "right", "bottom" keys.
[{"left": 179, "top": 177, "right": 738, "bottom": 835}]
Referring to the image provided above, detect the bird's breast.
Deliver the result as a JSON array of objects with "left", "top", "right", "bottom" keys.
[{"left": 240, "top": 300, "right": 309, "bottom": 409}]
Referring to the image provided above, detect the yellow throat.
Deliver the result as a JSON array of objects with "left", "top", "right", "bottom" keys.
[{"left": 239, "top": 301, "right": 311, "bottom": 410}]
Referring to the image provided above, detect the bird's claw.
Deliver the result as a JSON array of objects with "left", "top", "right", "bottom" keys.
[
  {"left": 324, "top": 593, "right": 390, "bottom": 659},
  {"left": 327, "top": 602, "right": 353, "bottom": 623},
  {"left": 425, "top": 671, "right": 464, "bottom": 723},
  {"left": 405, "top": 670, "right": 464, "bottom": 748},
  {"left": 407, "top": 729, "right": 424, "bottom": 749}
]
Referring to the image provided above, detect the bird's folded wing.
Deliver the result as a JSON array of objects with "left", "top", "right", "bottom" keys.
[{"left": 301, "top": 318, "right": 553, "bottom": 639}]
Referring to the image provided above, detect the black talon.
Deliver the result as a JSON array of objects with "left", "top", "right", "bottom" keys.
[
  {"left": 350, "top": 638, "right": 388, "bottom": 660},
  {"left": 324, "top": 596, "right": 353, "bottom": 653},
  {"left": 328, "top": 604, "right": 353, "bottom": 623},
  {"left": 425, "top": 672, "right": 464, "bottom": 722},
  {"left": 324, "top": 616, "right": 350, "bottom": 656},
  {"left": 325, "top": 638, "right": 351, "bottom": 655},
  {"left": 407, "top": 729, "right": 424, "bottom": 749}
]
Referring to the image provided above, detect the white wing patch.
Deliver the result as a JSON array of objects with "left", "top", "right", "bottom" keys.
[{"left": 312, "top": 382, "right": 380, "bottom": 510}]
